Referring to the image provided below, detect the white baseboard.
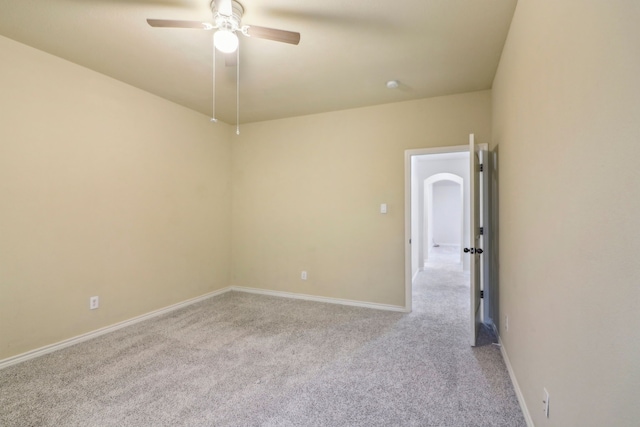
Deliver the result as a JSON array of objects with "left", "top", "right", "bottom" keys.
[
  {"left": 412, "top": 268, "right": 422, "bottom": 283},
  {"left": 231, "top": 286, "right": 408, "bottom": 312},
  {"left": 0, "top": 287, "right": 232, "bottom": 370},
  {"left": 1, "top": 286, "right": 407, "bottom": 370},
  {"left": 499, "top": 336, "right": 535, "bottom": 427}
]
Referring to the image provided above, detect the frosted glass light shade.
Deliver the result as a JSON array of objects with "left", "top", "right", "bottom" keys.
[{"left": 214, "top": 30, "right": 239, "bottom": 53}]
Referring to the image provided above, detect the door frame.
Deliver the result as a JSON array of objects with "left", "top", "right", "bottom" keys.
[{"left": 404, "top": 143, "right": 488, "bottom": 312}]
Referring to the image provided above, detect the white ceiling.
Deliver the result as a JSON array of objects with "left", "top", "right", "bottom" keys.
[{"left": 0, "top": 0, "right": 517, "bottom": 124}]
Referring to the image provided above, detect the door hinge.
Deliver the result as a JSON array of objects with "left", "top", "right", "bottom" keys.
[
  {"left": 479, "top": 226, "right": 484, "bottom": 235},
  {"left": 409, "top": 239, "right": 412, "bottom": 244},
  {"left": 480, "top": 290, "right": 484, "bottom": 298},
  {"left": 479, "top": 163, "right": 484, "bottom": 172}
]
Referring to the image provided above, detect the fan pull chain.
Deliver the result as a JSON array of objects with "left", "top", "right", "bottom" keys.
[
  {"left": 211, "top": 38, "right": 217, "bottom": 123},
  {"left": 236, "top": 44, "right": 240, "bottom": 135}
]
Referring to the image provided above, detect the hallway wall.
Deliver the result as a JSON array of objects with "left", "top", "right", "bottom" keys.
[{"left": 431, "top": 181, "right": 462, "bottom": 246}]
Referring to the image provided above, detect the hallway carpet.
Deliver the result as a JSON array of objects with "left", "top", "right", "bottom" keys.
[{"left": 0, "top": 264, "right": 525, "bottom": 426}]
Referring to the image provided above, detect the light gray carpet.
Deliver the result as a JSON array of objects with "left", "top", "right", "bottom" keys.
[{"left": 0, "top": 262, "right": 525, "bottom": 427}]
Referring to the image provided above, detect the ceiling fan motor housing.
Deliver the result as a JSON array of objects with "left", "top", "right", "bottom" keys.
[{"left": 211, "top": 1, "right": 244, "bottom": 31}]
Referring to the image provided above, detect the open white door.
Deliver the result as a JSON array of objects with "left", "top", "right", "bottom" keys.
[{"left": 468, "top": 134, "right": 482, "bottom": 346}]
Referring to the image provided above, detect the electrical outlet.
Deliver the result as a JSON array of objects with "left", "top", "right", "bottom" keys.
[
  {"left": 89, "top": 296, "right": 99, "bottom": 310},
  {"left": 543, "top": 388, "right": 550, "bottom": 418},
  {"left": 505, "top": 315, "right": 509, "bottom": 332},
  {"left": 301, "top": 271, "right": 308, "bottom": 280}
]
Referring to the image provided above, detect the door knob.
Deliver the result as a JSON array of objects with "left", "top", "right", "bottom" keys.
[{"left": 464, "top": 248, "right": 483, "bottom": 254}]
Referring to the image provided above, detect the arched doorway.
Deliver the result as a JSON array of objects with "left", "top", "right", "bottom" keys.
[{"left": 424, "top": 173, "right": 464, "bottom": 268}]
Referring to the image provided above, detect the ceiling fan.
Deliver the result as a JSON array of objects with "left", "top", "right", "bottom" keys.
[
  {"left": 147, "top": 0, "right": 301, "bottom": 131},
  {"left": 147, "top": 0, "right": 300, "bottom": 53}
]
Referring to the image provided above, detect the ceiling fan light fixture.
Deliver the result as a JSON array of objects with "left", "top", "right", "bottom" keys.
[{"left": 214, "top": 29, "right": 239, "bottom": 53}]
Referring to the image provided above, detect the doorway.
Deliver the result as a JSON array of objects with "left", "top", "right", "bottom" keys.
[
  {"left": 425, "top": 173, "right": 464, "bottom": 268},
  {"left": 404, "top": 142, "right": 493, "bottom": 344},
  {"left": 405, "top": 147, "right": 471, "bottom": 290}
]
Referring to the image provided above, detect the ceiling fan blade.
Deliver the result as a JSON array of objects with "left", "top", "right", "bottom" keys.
[
  {"left": 244, "top": 25, "right": 300, "bottom": 45},
  {"left": 146, "top": 19, "right": 213, "bottom": 30},
  {"left": 217, "top": 0, "right": 233, "bottom": 17}
]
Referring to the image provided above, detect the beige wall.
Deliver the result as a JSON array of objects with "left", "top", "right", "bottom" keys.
[
  {"left": 231, "top": 92, "right": 491, "bottom": 307},
  {"left": 4, "top": 2, "right": 639, "bottom": 422},
  {"left": 0, "top": 36, "right": 232, "bottom": 360},
  {"left": 0, "top": 36, "right": 491, "bottom": 361},
  {"left": 493, "top": 1, "right": 640, "bottom": 426}
]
